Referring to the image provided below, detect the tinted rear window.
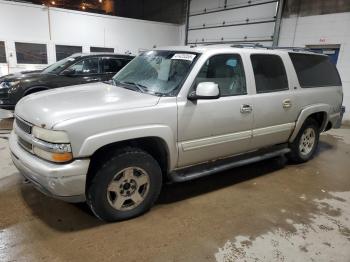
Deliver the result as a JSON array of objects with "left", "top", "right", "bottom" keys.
[{"left": 289, "top": 53, "right": 341, "bottom": 88}]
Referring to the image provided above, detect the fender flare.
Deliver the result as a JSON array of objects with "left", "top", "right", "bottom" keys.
[
  {"left": 77, "top": 125, "right": 178, "bottom": 170},
  {"left": 289, "top": 104, "right": 330, "bottom": 142}
]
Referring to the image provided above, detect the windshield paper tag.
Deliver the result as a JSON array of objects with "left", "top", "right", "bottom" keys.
[{"left": 171, "top": 53, "right": 196, "bottom": 62}]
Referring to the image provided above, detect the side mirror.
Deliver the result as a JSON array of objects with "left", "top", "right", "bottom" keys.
[
  {"left": 188, "top": 82, "right": 220, "bottom": 100},
  {"left": 61, "top": 68, "right": 76, "bottom": 76}
]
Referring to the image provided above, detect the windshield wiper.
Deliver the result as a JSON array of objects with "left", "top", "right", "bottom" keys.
[{"left": 123, "top": 81, "right": 149, "bottom": 93}]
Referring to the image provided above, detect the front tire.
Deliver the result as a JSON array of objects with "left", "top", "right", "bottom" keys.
[
  {"left": 287, "top": 118, "right": 320, "bottom": 163},
  {"left": 87, "top": 147, "right": 162, "bottom": 222}
]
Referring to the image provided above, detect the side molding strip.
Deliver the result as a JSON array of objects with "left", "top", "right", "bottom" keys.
[{"left": 181, "top": 130, "right": 252, "bottom": 152}]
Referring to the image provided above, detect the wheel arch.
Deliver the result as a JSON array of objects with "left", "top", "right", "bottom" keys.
[
  {"left": 23, "top": 86, "right": 49, "bottom": 96},
  {"left": 85, "top": 136, "right": 172, "bottom": 190},
  {"left": 289, "top": 104, "right": 330, "bottom": 142}
]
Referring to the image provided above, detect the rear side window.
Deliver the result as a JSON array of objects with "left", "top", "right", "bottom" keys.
[
  {"left": 251, "top": 54, "right": 289, "bottom": 93},
  {"left": 101, "top": 58, "right": 129, "bottom": 73},
  {"left": 289, "top": 53, "right": 341, "bottom": 88}
]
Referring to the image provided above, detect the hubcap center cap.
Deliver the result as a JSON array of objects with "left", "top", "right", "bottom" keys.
[{"left": 120, "top": 179, "right": 137, "bottom": 196}]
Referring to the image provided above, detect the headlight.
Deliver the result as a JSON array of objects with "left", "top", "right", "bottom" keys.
[
  {"left": 32, "top": 126, "right": 70, "bottom": 143},
  {"left": 7, "top": 81, "right": 20, "bottom": 87},
  {"left": 32, "top": 126, "right": 72, "bottom": 163},
  {"left": 0, "top": 82, "right": 9, "bottom": 89}
]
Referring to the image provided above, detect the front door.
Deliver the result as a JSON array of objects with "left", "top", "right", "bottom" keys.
[
  {"left": 177, "top": 53, "right": 253, "bottom": 167},
  {"left": 60, "top": 57, "right": 102, "bottom": 86}
]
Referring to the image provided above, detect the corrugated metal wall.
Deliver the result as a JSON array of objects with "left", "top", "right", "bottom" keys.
[{"left": 186, "top": 0, "right": 281, "bottom": 45}]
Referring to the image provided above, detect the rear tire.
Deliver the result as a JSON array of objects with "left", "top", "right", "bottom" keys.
[
  {"left": 86, "top": 147, "right": 162, "bottom": 222},
  {"left": 287, "top": 118, "right": 320, "bottom": 163}
]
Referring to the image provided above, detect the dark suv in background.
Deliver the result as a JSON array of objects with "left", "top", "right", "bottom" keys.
[{"left": 0, "top": 53, "right": 134, "bottom": 110}]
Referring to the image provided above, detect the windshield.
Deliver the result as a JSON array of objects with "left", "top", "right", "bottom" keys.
[
  {"left": 112, "top": 50, "right": 198, "bottom": 96},
  {"left": 42, "top": 56, "right": 79, "bottom": 74}
]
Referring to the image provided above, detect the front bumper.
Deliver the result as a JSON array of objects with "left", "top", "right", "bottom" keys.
[{"left": 9, "top": 131, "right": 90, "bottom": 202}]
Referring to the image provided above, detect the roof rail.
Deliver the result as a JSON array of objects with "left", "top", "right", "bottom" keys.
[
  {"left": 230, "top": 43, "right": 266, "bottom": 48},
  {"left": 230, "top": 44, "right": 315, "bottom": 53},
  {"left": 266, "top": 46, "right": 313, "bottom": 52}
]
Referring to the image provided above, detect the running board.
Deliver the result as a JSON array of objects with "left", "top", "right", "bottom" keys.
[{"left": 169, "top": 147, "right": 290, "bottom": 183}]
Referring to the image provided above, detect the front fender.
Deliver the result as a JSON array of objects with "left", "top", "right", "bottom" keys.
[
  {"left": 78, "top": 124, "right": 178, "bottom": 170},
  {"left": 289, "top": 104, "right": 330, "bottom": 142}
]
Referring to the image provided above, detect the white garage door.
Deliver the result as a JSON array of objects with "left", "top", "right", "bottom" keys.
[{"left": 187, "top": 0, "right": 281, "bottom": 46}]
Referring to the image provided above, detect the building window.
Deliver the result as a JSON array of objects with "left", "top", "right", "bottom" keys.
[
  {"left": 56, "top": 45, "right": 82, "bottom": 61},
  {"left": 15, "top": 42, "right": 47, "bottom": 64},
  {"left": 251, "top": 54, "right": 289, "bottom": 93},
  {"left": 289, "top": 53, "right": 341, "bottom": 88},
  {"left": 90, "top": 47, "right": 114, "bottom": 53},
  {"left": 0, "top": 41, "right": 6, "bottom": 63}
]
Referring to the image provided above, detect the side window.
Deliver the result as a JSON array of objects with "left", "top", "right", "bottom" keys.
[
  {"left": 251, "top": 54, "right": 288, "bottom": 93},
  {"left": 194, "top": 54, "right": 246, "bottom": 96},
  {"left": 101, "top": 58, "right": 128, "bottom": 73},
  {"left": 67, "top": 58, "right": 99, "bottom": 75},
  {"left": 289, "top": 53, "right": 341, "bottom": 88}
]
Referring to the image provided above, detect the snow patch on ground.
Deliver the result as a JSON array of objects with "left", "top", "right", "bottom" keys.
[
  {"left": 324, "top": 128, "right": 350, "bottom": 145},
  {"left": 215, "top": 191, "right": 350, "bottom": 262}
]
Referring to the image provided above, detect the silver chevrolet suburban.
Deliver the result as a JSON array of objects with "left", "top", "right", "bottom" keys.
[{"left": 9, "top": 45, "right": 344, "bottom": 221}]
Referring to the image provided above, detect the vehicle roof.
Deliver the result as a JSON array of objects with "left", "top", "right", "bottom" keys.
[{"left": 155, "top": 44, "right": 323, "bottom": 56}]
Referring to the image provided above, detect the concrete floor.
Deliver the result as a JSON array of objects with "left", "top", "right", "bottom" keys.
[{"left": 1, "top": 120, "right": 350, "bottom": 262}]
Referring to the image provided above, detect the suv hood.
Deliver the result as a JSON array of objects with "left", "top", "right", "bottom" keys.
[
  {"left": 0, "top": 71, "right": 44, "bottom": 82},
  {"left": 15, "top": 82, "right": 160, "bottom": 129}
]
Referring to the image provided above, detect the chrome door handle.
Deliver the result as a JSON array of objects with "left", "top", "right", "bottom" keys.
[
  {"left": 282, "top": 99, "right": 292, "bottom": 108},
  {"left": 240, "top": 104, "right": 252, "bottom": 113}
]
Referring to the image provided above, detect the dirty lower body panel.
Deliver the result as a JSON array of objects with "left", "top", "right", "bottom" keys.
[{"left": 0, "top": 126, "right": 350, "bottom": 262}]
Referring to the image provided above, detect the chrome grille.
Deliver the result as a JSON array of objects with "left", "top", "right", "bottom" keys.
[
  {"left": 16, "top": 117, "right": 32, "bottom": 134},
  {"left": 18, "top": 136, "right": 33, "bottom": 152}
]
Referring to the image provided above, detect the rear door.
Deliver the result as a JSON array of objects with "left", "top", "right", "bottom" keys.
[
  {"left": 248, "top": 53, "right": 298, "bottom": 148},
  {"left": 100, "top": 57, "right": 131, "bottom": 81}
]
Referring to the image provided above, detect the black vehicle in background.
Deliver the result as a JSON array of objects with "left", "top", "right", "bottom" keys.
[{"left": 0, "top": 53, "right": 134, "bottom": 110}]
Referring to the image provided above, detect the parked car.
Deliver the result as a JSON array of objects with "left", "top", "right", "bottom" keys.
[
  {"left": 9, "top": 45, "right": 344, "bottom": 222},
  {"left": 0, "top": 53, "right": 134, "bottom": 110}
]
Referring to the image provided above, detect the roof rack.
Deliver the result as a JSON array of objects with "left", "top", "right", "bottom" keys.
[
  {"left": 266, "top": 46, "right": 312, "bottom": 52},
  {"left": 231, "top": 43, "right": 266, "bottom": 48},
  {"left": 230, "top": 43, "right": 314, "bottom": 53}
]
